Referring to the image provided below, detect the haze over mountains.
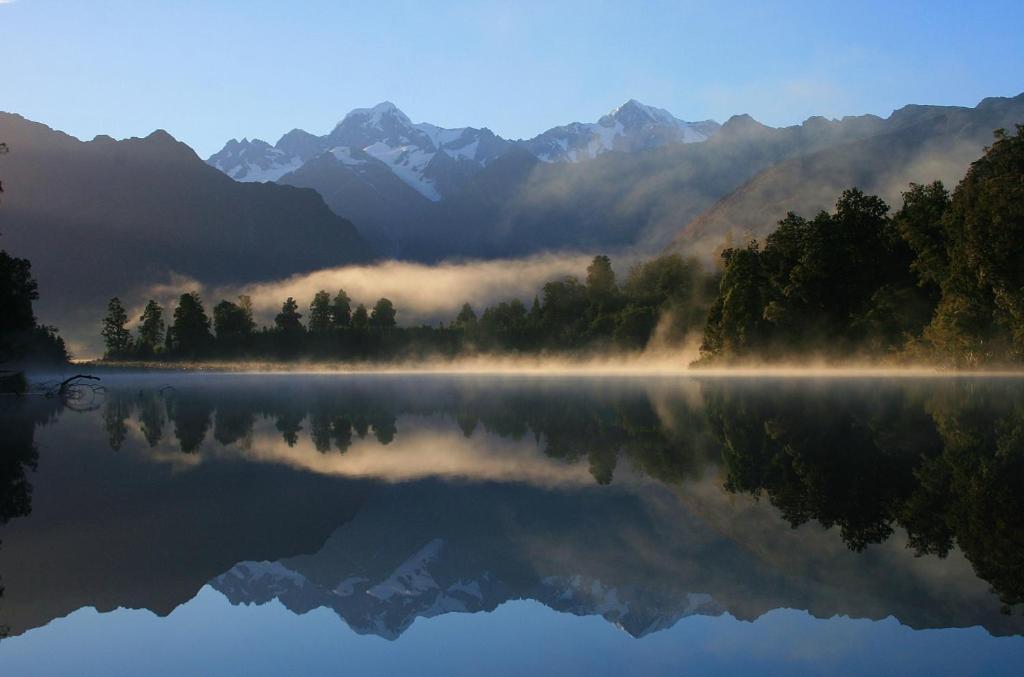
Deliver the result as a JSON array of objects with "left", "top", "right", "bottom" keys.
[
  {"left": 207, "top": 93, "right": 1024, "bottom": 260},
  {"left": 1, "top": 92, "right": 1022, "bottom": 354},
  {"left": 208, "top": 100, "right": 718, "bottom": 254}
]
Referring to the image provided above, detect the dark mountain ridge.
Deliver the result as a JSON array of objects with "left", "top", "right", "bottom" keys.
[{"left": 0, "top": 112, "right": 375, "bottom": 352}]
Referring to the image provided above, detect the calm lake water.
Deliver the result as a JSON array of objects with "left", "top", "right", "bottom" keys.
[{"left": 0, "top": 372, "right": 1022, "bottom": 675}]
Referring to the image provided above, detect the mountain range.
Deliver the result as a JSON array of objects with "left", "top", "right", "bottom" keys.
[
  {"left": 1, "top": 93, "right": 1022, "bottom": 353},
  {"left": 207, "top": 93, "right": 1024, "bottom": 260},
  {"left": 207, "top": 99, "right": 718, "bottom": 254}
]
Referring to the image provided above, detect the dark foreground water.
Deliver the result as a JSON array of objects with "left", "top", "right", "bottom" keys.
[{"left": 0, "top": 372, "right": 1022, "bottom": 676}]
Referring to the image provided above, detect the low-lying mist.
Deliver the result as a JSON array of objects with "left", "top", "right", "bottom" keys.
[{"left": 141, "top": 252, "right": 608, "bottom": 330}]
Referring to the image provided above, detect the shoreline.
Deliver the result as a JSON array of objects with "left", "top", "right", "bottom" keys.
[{"left": 56, "top": 359, "right": 1024, "bottom": 379}]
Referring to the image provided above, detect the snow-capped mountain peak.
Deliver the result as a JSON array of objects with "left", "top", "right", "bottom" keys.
[
  {"left": 206, "top": 99, "right": 718, "bottom": 199},
  {"left": 339, "top": 101, "right": 411, "bottom": 128},
  {"left": 525, "top": 99, "right": 720, "bottom": 163},
  {"left": 602, "top": 99, "right": 681, "bottom": 128},
  {"left": 207, "top": 137, "right": 303, "bottom": 182}
]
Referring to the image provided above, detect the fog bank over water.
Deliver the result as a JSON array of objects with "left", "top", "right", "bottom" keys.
[{"left": 187, "top": 253, "right": 608, "bottom": 327}]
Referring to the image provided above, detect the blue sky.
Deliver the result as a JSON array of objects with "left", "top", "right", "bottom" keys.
[{"left": 2, "top": 0, "right": 1023, "bottom": 157}]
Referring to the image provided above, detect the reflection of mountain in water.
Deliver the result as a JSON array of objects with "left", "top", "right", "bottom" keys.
[
  {"left": 1, "top": 374, "right": 1023, "bottom": 640},
  {"left": 211, "top": 481, "right": 732, "bottom": 640},
  {"left": 209, "top": 473, "right": 1023, "bottom": 640}
]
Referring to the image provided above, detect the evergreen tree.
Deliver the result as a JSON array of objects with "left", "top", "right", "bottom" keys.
[
  {"left": 308, "top": 290, "right": 333, "bottom": 332},
  {"left": 529, "top": 296, "right": 541, "bottom": 321},
  {"left": 137, "top": 300, "right": 165, "bottom": 355},
  {"left": 370, "top": 298, "right": 397, "bottom": 329},
  {"left": 351, "top": 303, "right": 369, "bottom": 329},
  {"left": 238, "top": 295, "right": 255, "bottom": 331},
  {"left": 331, "top": 289, "right": 352, "bottom": 328},
  {"left": 275, "top": 297, "right": 304, "bottom": 333},
  {"left": 213, "top": 298, "right": 255, "bottom": 342},
  {"left": 0, "top": 249, "right": 39, "bottom": 363},
  {"left": 480, "top": 299, "right": 529, "bottom": 349},
  {"left": 167, "top": 292, "right": 212, "bottom": 357},
  {"left": 455, "top": 303, "right": 477, "bottom": 328},
  {"left": 101, "top": 296, "right": 133, "bottom": 358},
  {"left": 586, "top": 255, "right": 617, "bottom": 299}
]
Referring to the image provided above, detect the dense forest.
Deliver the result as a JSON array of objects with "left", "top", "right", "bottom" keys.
[
  {"left": 99, "top": 126, "right": 1024, "bottom": 368},
  {"left": 99, "top": 253, "right": 718, "bottom": 363},
  {"left": 701, "top": 126, "right": 1024, "bottom": 366}
]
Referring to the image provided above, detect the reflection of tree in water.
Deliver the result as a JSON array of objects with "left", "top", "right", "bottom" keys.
[
  {"left": 0, "top": 398, "right": 59, "bottom": 638},
  {"left": 88, "top": 377, "right": 1023, "bottom": 613},
  {"left": 213, "top": 401, "right": 255, "bottom": 448},
  {"left": 915, "top": 388, "right": 1024, "bottom": 613},
  {"left": 102, "top": 391, "right": 133, "bottom": 451},
  {"left": 274, "top": 407, "right": 304, "bottom": 447},
  {"left": 458, "top": 390, "right": 717, "bottom": 486},
  {"left": 705, "top": 381, "right": 1024, "bottom": 614},
  {"left": 137, "top": 392, "right": 165, "bottom": 448},
  {"left": 166, "top": 395, "right": 213, "bottom": 453}
]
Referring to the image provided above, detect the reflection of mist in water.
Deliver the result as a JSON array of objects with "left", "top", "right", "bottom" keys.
[
  {"left": 141, "top": 414, "right": 597, "bottom": 487},
  {"left": 3, "top": 373, "right": 1023, "bottom": 645}
]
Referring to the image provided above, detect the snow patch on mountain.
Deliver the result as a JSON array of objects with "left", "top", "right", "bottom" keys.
[
  {"left": 526, "top": 99, "right": 720, "bottom": 163},
  {"left": 207, "top": 99, "right": 719, "bottom": 199},
  {"left": 366, "top": 538, "right": 445, "bottom": 601},
  {"left": 362, "top": 142, "right": 442, "bottom": 201},
  {"left": 208, "top": 138, "right": 304, "bottom": 182}
]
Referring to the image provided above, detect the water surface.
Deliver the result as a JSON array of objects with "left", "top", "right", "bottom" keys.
[{"left": 0, "top": 372, "right": 1022, "bottom": 675}]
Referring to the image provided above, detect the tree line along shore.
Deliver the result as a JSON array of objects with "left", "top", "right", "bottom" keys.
[{"left": 2, "top": 126, "right": 1023, "bottom": 376}]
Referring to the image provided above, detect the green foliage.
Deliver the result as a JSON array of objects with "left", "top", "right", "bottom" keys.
[
  {"left": 137, "top": 300, "right": 165, "bottom": 356},
  {"left": 702, "top": 189, "right": 935, "bottom": 361},
  {"left": 455, "top": 303, "right": 477, "bottom": 328},
  {"left": 922, "top": 127, "right": 1024, "bottom": 365},
  {"left": 101, "top": 253, "right": 719, "bottom": 362},
  {"left": 101, "top": 297, "right": 133, "bottom": 358},
  {"left": 370, "top": 298, "right": 397, "bottom": 329},
  {"left": 701, "top": 244, "right": 771, "bottom": 357},
  {"left": 331, "top": 289, "right": 352, "bottom": 328},
  {"left": 0, "top": 249, "right": 42, "bottom": 363},
  {"left": 895, "top": 181, "right": 951, "bottom": 287},
  {"left": 213, "top": 298, "right": 254, "bottom": 342},
  {"left": 274, "top": 297, "right": 304, "bottom": 333},
  {"left": 586, "top": 255, "right": 617, "bottom": 300},
  {"left": 479, "top": 299, "right": 529, "bottom": 349},
  {"left": 700, "top": 128, "right": 1024, "bottom": 365},
  {"left": 167, "top": 292, "right": 213, "bottom": 357},
  {"left": 0, "top": 251, "right": 37, "bottom": 339},
  {"left": 308, "top": 290, "right": 333, "bottom": 333},
  {"left": 351, "top": 304, "right": 369, "bottom": 329}
]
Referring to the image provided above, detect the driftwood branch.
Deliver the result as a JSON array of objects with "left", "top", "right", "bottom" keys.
[
  {"left": 55, "top": 374, "right": 101, "bottom": 398},
  {"left": 40, "top": 374, "right": 105, "bottom": 410}
]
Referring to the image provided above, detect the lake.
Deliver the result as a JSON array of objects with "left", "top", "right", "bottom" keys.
[{"left": 0, "top": 372, "right": 1022, "bottom": 675}]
